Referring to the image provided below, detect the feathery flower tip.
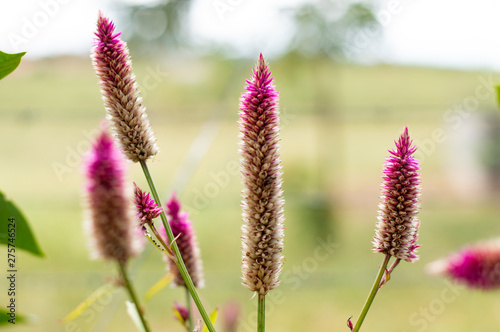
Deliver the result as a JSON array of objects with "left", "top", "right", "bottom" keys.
[
  {"left": 85, "top": 128, "right": 137, "bottom": 264},
  {"left": 372, "top": 127, "right": 421, "bottom": 262},
  {"left": 92, "top": 11, "right": 159, "bottom": 163},
  {"left": 133, "top": 183, "right": 162, "bottom": 228},
  {"left": 239, "top": 54, "right": 285, "bottom": 295},
  {"left": 162, "top": 193, "right": 204, "bottom": 288},
  {"left": 427, "top": 239, "right": 500, "bottom": 290}
]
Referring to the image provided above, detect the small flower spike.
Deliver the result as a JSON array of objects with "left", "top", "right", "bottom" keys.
[
  {"left": 239, "top": 54, "right": 285, "bottom": 295},
  {"left": 92, "top": 11, "right": 159, "bottom": 163},
  {"left": 133, "top": 183, "right": 162, "bottom": 230},
  {"left": 373, "top": 127, "right": 421, "bottom": 262},
  {"left": 161, "top": 193, "right": 204, "bottom": 288},
  {"left": 428, "top": 239, "right": 500, "bottom": 290},
  {"left": 84, "top": 126, "right": 137, "bottom": 264}
]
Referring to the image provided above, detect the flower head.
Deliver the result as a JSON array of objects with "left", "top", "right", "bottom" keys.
[
  {"left": 92, "top": 11, "right": 159, "bottom": 163},
  {"left": 373, "top": 127, "right": 421, "bottom": 262},
  {"left": 239, "top": 54, "right": 285, "bottom": 295},
  {"left": 160, "top": 193, "right": 204, "bottom": 288},
  {"left": 133, "top": 183, "right": 162, "bottom": 230},
  {"left": 84, "top": 125, "right": 138, "bottom": 264},
  {"left": 427, "top": 239, "right": 500, "bottom": 290}
]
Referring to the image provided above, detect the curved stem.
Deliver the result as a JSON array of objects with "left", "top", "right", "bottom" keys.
[
  {"left": 118, "top": 262, "right": 151, "bottom": 332},
  {"left": 258, "top": 294, "right": 265, "bottom": 332},
  {"left": 352, "top": 254, "right": 391, "bottom": 332},
  {"left": 140, "top": 160, "right": 216, "bottom": 332}
]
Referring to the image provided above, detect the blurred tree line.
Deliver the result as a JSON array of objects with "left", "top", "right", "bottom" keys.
[{"left": 117, "top": 0, "right": 381, "bottom": 61}]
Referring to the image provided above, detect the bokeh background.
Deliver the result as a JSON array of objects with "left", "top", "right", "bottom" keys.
[{"left": 2, "top": 0, "right": 500, "bottom": 331}]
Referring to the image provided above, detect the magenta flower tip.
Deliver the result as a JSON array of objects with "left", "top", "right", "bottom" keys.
[
  {"left": 133, "top": 183, "right": 162, "bottom": 228},
  {"left": 428, "top": 239, "right": 500, "bottom": 290},
  {"left": 373, "top": 127, "right": 421, "bottom": 262}
]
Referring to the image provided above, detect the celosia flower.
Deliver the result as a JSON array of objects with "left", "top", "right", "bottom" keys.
[
  {"left": 160, "top": 193, "right": 204, "bottom": 288},
  {"left": 133, "top": 183, "right": 162, "bottom": 230},
  {"left": 173, "top": 301, "right": 190, "bottom": 326},
  {"left": 84, "top": 126, "right": 137, "bottom": 264},
  {"left": 239, "top": 53, "right": 285, "bottom": 295},
  {"left": 92, "top": 11, "right": 159, "bottom": 163},
  {"left": 427, "top": 239, "right": 500, "bottom": 290},
  {"left": 372, "top": 127, "right": 421, "bottom": 262}
]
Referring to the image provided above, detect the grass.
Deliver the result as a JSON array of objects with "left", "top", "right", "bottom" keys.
[{"left": 1, "top": 55, "right": 500, "bottom": 331}]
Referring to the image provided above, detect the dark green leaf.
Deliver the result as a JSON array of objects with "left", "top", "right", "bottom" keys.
[
  {"left": 0, "top": 308, "right": 26, "bottom": 325},
  {"left": 0, "top": 191, "right": 44, "bottom": 257},
  {"left": 0, "top": 51, "right": 26, "bottom": 80}
]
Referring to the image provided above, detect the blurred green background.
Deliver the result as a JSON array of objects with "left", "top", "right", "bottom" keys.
[{"left": 2, "top": 1, "right": 500, "bottom": 331}]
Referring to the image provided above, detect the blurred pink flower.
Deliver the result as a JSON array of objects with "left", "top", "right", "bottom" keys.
[
  {"left": 160, "top": 193, "right": 204, "bottom": 288},
  {"left": 84, "top": 126, "right": 137, "bottom": 264},
  {"left": 373, "top": 127, "right": 421, "bottom": 262},
  {"left": 428, "top": 239, "right": 500, "bottom": 290}
]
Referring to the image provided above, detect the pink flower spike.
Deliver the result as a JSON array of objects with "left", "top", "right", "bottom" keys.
[
  {"left": 239, "top": 54, "right": 285, "bottom": 296},
  {"left": 372, "top": 127, "right": 421, "bottom": 262},
  {"left": 427, "top": 239, "right": 500, "bottom": 290},
  {"left": 133, "top": 183, "right": 163, "bottom": 229},
  {"left": 92, "top": 11, "right": 158, "bottom": 163},
  {"left": 160, "top": 193, "right": 204, "bottom": 288},
  {"left": 84, "top": 125, "right": 137, "bottom": 264}
]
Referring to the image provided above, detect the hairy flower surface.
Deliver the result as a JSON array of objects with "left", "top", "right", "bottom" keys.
[
  {"left": 239, "top": 54, "right": 285, "bottom": 295},
  {"left": 373, "top": 127, "right": 421, "bottom": 262},
  {"left": 85, "top": 127, "right": 137, "bottom": 264},
  {"left": 133, "top": 183, "right": 162, "bottom": 229},
  {"left": 92, "top": 11, "right": 159, "bottom": 163},
  {"left": 428, "top": 239, "right": 500, "bottom": 290},
  {"left": 161, "top": 193, "right": 204, "bottom": 288}
]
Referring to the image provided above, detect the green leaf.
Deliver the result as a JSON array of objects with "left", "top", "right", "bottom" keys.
[
  {"left": 61, "top": 283, "right": 115, "bottom": 324},
  {"left": 0, "top": 191, "right": 44, "bottom": 257},
  {"left": 201, "top": 307, "right": 218, "bottom": 332},
  {"left": 0, "top": 51, "right": 25, "bottom": 80},
  {"left": 144, "top": 273, "right": 173, "bottom": 302},
  {"left": 0, "top": 308, "right": 26, "bottom": 325}
]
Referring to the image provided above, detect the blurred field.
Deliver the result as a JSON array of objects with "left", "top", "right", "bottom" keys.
[{"left": 1, "top": 55, "right": 500, "bottom": 332}]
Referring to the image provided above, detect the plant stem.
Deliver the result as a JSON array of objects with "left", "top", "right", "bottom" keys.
[
  {"left": 140, "top": 160, "right": 216, "bottom": 332},
  {"left": 257, "top": 294, "right": 265, "bottom": 332},
  {"left": 118, "top": 262, "right": 151, "bottom": 332},
  {"left": 352, "top": 254, "right": 391, "bottom": 332},
  {"left": 185, "top": 287, "right": 193, "bottom": 331}
]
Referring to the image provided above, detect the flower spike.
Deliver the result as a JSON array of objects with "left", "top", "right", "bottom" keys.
[
  {"left": 92, "top": 11, "right": 159, "bottom": 163},
  {"left": 239, "top": 53, "right": 285, "bottom": 296},
  {"left": 373, "top": 127, "right": 421, "bottom": 262},
  {"left": 84, "top": 125, "right": 138, "bottom": 264}
]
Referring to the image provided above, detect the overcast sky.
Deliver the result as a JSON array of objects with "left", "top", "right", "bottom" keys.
[{"left": 1, "top": 0, "right": 500, "bottom": 71}]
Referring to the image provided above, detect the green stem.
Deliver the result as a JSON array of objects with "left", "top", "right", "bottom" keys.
[
  {"left": 118, "top": 262, "right": 151, "bottom": 332},
  {"left": 257, "top": 294, "right": 265, "bottom": 332},
  {"left": 140, "top": 160, "right": 216, "bottom": 332},
  {"left": 352, "top": 254, "right": 391, "bottom": 332},
  {"left": 185, "top": 287, "right": 193, "bottom": 331}
]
